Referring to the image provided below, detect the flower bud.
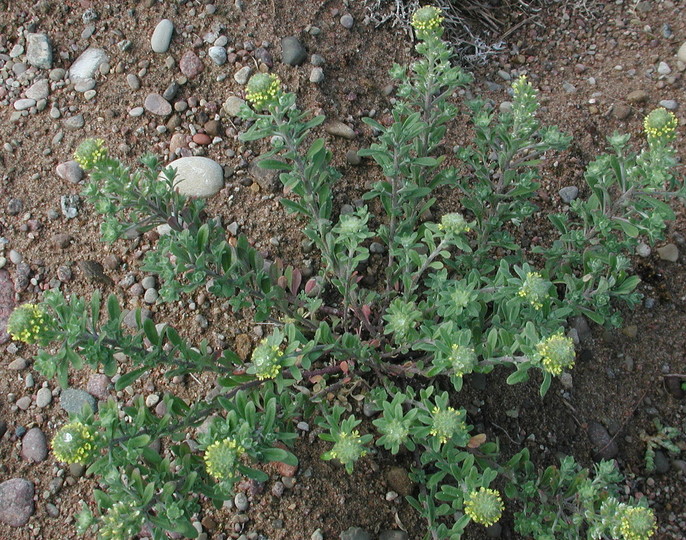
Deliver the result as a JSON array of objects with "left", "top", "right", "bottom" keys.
[
  {"left": 464, "top": 487, "right": 504, "bottom": 527},
  {"left": 74, "top": 138, "right": 107, "bottom": 170},
  {"left": 439, "top": 213, "right": 471, "bottom": 236},
  {"left": 517, "top": 272, "right": 549, "bottom": 310},
  {"left": 250, "top": 339, "right": 284, "bottom": 380},
  {"left": 644, "top": 108, "right": 678, "bottom": 143},
  {"left": 245, "top": 73, "right": 281, "bottom": 109},
  {"left": 429, "top": 406, "right": 466, "bottom": 445},
  {"left": 7, "top": 303, "right": 51, "bottom": 344},
  {"left": 328, "top": 430, "right": 367, "bottom": 466},
  {"left": 536, "top": 333, "right": 575, "bottom": 376},
  {"left": 411, "top": 6, "right": 444, "bottom": 37},
  {"left": 52, "top": 421, "right": 97, "bottom": 465},
  {"left": 619, "top": 506, "right": 656, "bottom": 540},
  {"left": 204, "top": 438, "right": 244, "bottom": 480}
]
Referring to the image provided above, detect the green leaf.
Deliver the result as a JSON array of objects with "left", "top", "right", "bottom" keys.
[
  {"left": 613, "top": 218, "right": 639, "bottom": 238},
  {"left": 539, "top": 372, "right": 552, "bottom": 398},
  {"left": 262, "top": 447, "right": 298, "bottom": 465},
  {"left": 507, "top": 367, "right": 530, "bottom": 385},
  {"left": 258, "top": 159, "right": 291, "bottom": 171},
  {"left": 143, "top": 318, "right": 159, "bottom": 346},
  {"left": 114, "top": 366, "right": 148, "bottom": 390},
  {"left": 197, "top": 223, "right": 209, "bottom": 250},
  {"left": 107, "top": 294, "right": 121, "bottom": 321}
]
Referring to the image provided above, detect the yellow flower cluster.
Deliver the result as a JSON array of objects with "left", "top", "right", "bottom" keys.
[
  {"left": 251, "top": 340, "right": 284, "bottom": 380},
  {"left": 204, "top": 438, "right": 245, "bottom": 480},
  {"left": 619, "top": 506, "right": 657, "bottom": 540},
  {"left": 98, "top": 501, "right": 143, "bottom": 540},
  {"left": 512, "top": 75, "right": 529, "bottom": 97},
  {"left": 644, "top": 108, "right": 678, "bottom": 142},
  {"left": 536, "top": 333, "right": 575, "bottom": 376},
  {"left": 464, "top": 487, "right": 504, "bottom": 527},
  {"left": 429, "top": 406, "right": 465, "bottom": 444},
  {"left": 517, "top": 271, "right": 548, "bottom": 310},
  {"left": 329, "top": 430, "right": 367, "bottom": 462},
  {"left": 448, "top": 344, "right": 476, "bottom": 376},
  {"left": 411, "top": 6, "right": 444, "bottom": 34},
  {"left": 74, "top": 138, "right": 107, "bottom": 170},
  {"left": 7, "top": 303, "right": 50, "bottom": 344},
  {"left": 52, "top": 421, "right": 96, "bottom": 465},
  {"left": 439, "top": 213, "right": 471, "bottom": 236},
  {"left": 246, "top": 73, "right": 281, "bottom": 109}
]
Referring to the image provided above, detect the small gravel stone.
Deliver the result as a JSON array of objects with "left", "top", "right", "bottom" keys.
[
  {"left": 0, "top": 479, "right": 35, "bottom": 527},
  {"left": 234, "top": 492, "right": 249, "bottom": 511},
  {"left": 151, "top": 19, "right": 174, "bottom": 53},
  {"left": 587, "top": 421, "right": 618, "bottom": 460},
  {"left": 21, "top": 428, "right": 48, "bottom": 462},
  {"left": 26, "top": 33, "right": 52, "bottom": 69},
  {"left": 60, "top": 388, "right": 97, "bottom": 415},
  {"left": 126, "top": 74, "right": 141, "bottom": 90},
  {"left": 659, "top": 99, "right": 678, "bottom": 110},
  {"left": 25, "top": 79, "right": 49, "bottom": 101},
  {"left": 56, "top": 161, "right": 83, "bottom": 184},
  {"left": 16, "top": 396, "right": 31, "bottom": 410},
  {"left": 559, "top": 186, "right": 579, "bottom": 203},
  {"left": 233, "top": 65, "right": 252, "bottom": 85},
  {"left": 657, "top": 243, "right": 679, "bottom": 262},
  {"left": 612, "top": 103, "right": 631, "bottom": 120},
  {"left": 69, "top": 47, "right": 109, "bottom": 81},
  {"left": 129, "top": 107, "right": 145, "bottom": 117},
  {"left": 145, "top": 394, "right": 160, "bottom": 407},
  {"left": 636, "top": 243, "right": 651, "bottom": 257},
  {"left": 60, "top": 194, "right": 80, "bottom": 218},
  {"left": 309, "top": 67, "right": 324, "bottom": 83},
  {"left": 281, "top": 36, "right": 306, "bottom": 66},
  {"left": 14, "top": 99, "right": 36, "bottom": 111},
  {"left": 626, "top": 89, "right": 649, "bottom": 104},
  {"left": 208, "top": 46, "right": 227, "bottom": 65},
  {"left": 36, "top": 387, "right": 52, "bottom": 408},
  {"left": 62, "top": 114, "right": 85, "bottom": 130},
  {"left": 657, "top": 61, "right": 671, "bottom": 75},
  {"left": 379, "top": 532, "right": 409, "bottom": 540},
  {"left": 144, "top": 93, "right": 172, "bottom": 116},
  {"left": 87, "top": 374, "right": 110, "bottom": 400},
  {"left": 123, "top": 308, "right": 152, "bottom": 329},
  {"left": 223, "top": 96, "right": 246, "bottom": 116},
  {"left": 340, "top": 527, "right": 371, "bottom": 540},
  {"left": 325, "top": 121, "right": 356, "bottom": 139},
  {"left": 144, "top": 288, "right": 159, "bottom": 304},
  {"left": 179, "top": 51, "right": 204, "bottom": 79},
  {"left": 340, "top": 14, "right": 354, "bottom": 29}
]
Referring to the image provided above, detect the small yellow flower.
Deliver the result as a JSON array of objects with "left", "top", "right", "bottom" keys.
[
  {"left": 329, "top": 430, "right": 367, "bottom": 462},
  {"left": 245, "top": 73, "right": 281, "bottom": 109},
  {"left": 411, "top": 6, "right": 444, "bottom": 36},
  {"left": 464, "top": 487, "right": 504, "bottom": 527},
  {"left": 438, "top": 213, "right": 471, "bottom": 236},
  {"left": 536, "top": 333, "right": 575, "bottom": 376},
  {"left": 429, "top": 406, "right": 465, "bottom": 445},
  {"left": 619, "top": 506, "right": 657, "bottom": 540},
  {"left": 517, "top": 272, "right": 549, "bottom": 310},
  {"left": 250, "top": 339, "right": 283, "bottom": 380},
  {"left": 74, "top": 138, "right": 107, "bottom": 170},
  {"left": 448, "top": 344, "right": 476, "bottom": 376},
  {"left": 7, "top": 303, "right": 51, "bottom": 344},
  {"left": 98, "top": 501, "right": 144, "bottom": 540},
  {"left": 204, "top": 438, "right": 245, "bottom": 480},
  {"left": 52, "top": 421, "right": 97, "bottom": 465},
  {"left": 644, "top": 108, "right": 678, "bottom": 143}
]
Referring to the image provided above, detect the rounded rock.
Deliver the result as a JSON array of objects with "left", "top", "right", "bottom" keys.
[
  {"left": 144, "top": 93, "right": 172, "bottom": 116},
  {"left": 21, "top": 428, "right": 48, "bottom": 462},
  {"left": 340, "top": 14, "right": 354, "bottom": 29},
  {"left": 281, "top": 36, "right": 306, "bottom": 66},
  {"left": 208, "top": 46, "right": 227, "bottom": 66},
  {"left": 56, "top": 161, "right": 84, "bottom": 184},
  {"left": 36, "top": 387, "right": 52, "bottom": 408},
  {"left": 69, "top": 47, "right": 109, "bottom": 81},
  {"left": 164, "top": 157, "right": 224, "bottom": 198},
  {"left": 151, "top": 19, "right": 174, "bottom": 53},
  {"left": 179, "top": 51, "right": 204, "bottom": 79},
  {"left": 0, "top": 479, "right": 35, "bottom": 527}
]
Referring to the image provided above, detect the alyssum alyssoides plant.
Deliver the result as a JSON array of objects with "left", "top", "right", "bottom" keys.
[{"left": 10, "top": 5, "right": 682, "bottom": 539}]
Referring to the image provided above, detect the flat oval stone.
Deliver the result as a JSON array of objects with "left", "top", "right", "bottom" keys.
[
  {"left": 144, "top": 93, "right": 172, "bottom": 116},
  {"left": 151, "top": 19, "right": 174, "bottom": 53},
  {"left": 164, "top": 157, "right": 224, "bottom": 198},
  {"left": 69, "top": 47, "right": 109, "bottom": 81},
  {"left": 21, "top": 428, "right": 47, "bottom": 462},
  {"left": 0, "top": 478, "right": 34, "bottom": 527},
  {"left": 179, "top": 50, "right": 204, "bottom": 79},
  {"left": 14, "top": 99, "right": 36, "bottom": 111}
]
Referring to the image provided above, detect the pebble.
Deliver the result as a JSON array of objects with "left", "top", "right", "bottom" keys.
[
  {"left": 0, "top": 479, "right": 34, "bottom": 527},
  {"left": 654, "top": 450, "right": 670, "bottom": 474},
  {"left": 123, "top": 308, "right": 152, "bottom": 329},
  {"left": 223, "top": 95, "right": 246, "bottom": 116},
  {"left": 36, "top": 387, "right": 52, "bottom": 408},
  {"left": 86, "top": 374, "right": 110, "bottom": 400},
  {"left": 21, "top": 428, "right": 48, "bottom": 462},
  {"left": 678, "top": 42, "right": 686, "bottom": 64},
  {"left": 379, "top": 532, "right": 409, "bottom": 540},
  {"left": 163, "top": 82, "right": 180, "bottom": 101},
  {"left": 234, "top": 492, "right": 249, "bottom": 511},
  {"left": 208, "top": 46, "right": 227, "bottom": 65},
  {"left": 165, "top": 157, "right": 224, "bottom": 198},
  {"left": 179, "top": 51, "right": 204, "bottom": 79},
  {"left": 145, "top": 394, "right": 160, "bottom": 407},
  {"left": 310, "top": 67, "right": 324, "bottom": 83},
  {"left": 636, "top": 243, "right": 651, "bottom": 257},
  {"left": 340, "top": 527, "right": 371, "bottom": 540},
  {"left": 69, "top": 47, "right": 109, "bottom": 81},
  {"left": 26, "top": 33, "right": 52, "bottom": 69},
  {"left": 60, "top": 388, "right": 97, "bottom": 415},
  {"left": 14, "top": 98, "right": 36, "bottom": 111},
  {"left": 311, "top": 54, "right": 325, "bottom": 66},
  {"left": 562, "top": 82, "right": 576, "bottom": 93},
  {"left": 62, "top": 114, "right": 85, "bottom": 130},
  {"left": 626, "top": 90, "right": 649, "bottom": 104},
  {"left": 60, "top": 194, "right": 80, "bottom": 218},
  {"left": 657, "top": 61, "right": 671, "bottom": 76},
  {"left": 659, "top": 99, "right": 678, "bottom": 110},
  {"left": 25, "top": 79, "right": 49, "bottom": 101},
  {"left": 657, "top": 243, "right": 678, "bottom": 261},
  {"left": 281, "top": 36, "right": 307, "bottom": 66},
  {"left": 144, "top": 93, "right": 172, "bottom": 116},
  {"left": 325, "top": 120, "right": 356, "bottom": 139},
  {"left": 346, "top": 149, "right": 361, "bottom": 165},
  {"left": 9, "top": 250, "right": 22, "bottom": 264},
  {"left": 126, "top": 74, "right": 141, "bottom": 90},
  {"left": 16, "top": 396, "right": 31, "bottom": 410},
  {"left": 559, "top": 186, "right": 579, "bottom": 203},
  {"left": 340, "top": 14, "right": 354, "bottom": 29},
  {"left": 74, "top": 79, "right": 96, "bottom": 92},
  {"left": 144, "top": 288, "right": 159, "bottom": 304},
  {"left": 612, "top": 103, "right": 631, "bottom": 120},
  {"left": 587, "top": 421, "right": 618, "bottom": 460},
  {"left": 234, "top": 66, "right": 252, "bottom": 85},
  {"left": 385, "top": 467, "right": 414, "bottom": 496},
  {"left": 8, "top": 357, "right": 28, "bottom": 370},
  {"left": 254, "top": 47, "right": 273, "bottom": 67},
  {"left": 151, "top": 19, "right": 174, "bottom": 53},
  {"left": 129, "top": 107, "right": 145, "bottom": 117}
]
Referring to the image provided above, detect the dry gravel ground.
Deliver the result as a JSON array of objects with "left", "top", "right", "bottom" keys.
[{"left": 0, "top": 0, "right": 685, "bottom": 539}]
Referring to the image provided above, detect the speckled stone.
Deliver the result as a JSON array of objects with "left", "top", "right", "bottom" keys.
[{"left": 164, "top": 157, "right": 224, "bottom": 198}]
